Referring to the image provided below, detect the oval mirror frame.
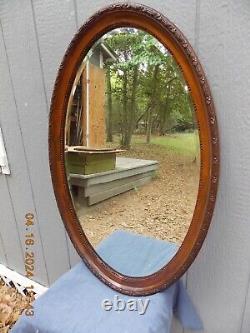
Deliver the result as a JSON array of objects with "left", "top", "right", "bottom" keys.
[{"left": 49, "top": 4, "right": 219, "bottom": 296}]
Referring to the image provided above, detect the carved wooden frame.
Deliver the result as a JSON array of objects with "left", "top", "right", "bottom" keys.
[{"left": 49, "top": 3, "right": 219, "bottom": 296}]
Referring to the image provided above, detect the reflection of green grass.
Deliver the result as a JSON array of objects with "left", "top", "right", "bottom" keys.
[
  {"left": 109, "top": 132, "right": 199, "bottom": 157},
  {"left": 131, "top": 132, "right": 199, "bottom": 156}
]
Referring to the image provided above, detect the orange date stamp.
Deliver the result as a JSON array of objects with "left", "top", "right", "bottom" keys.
[{"left": 24, "top": 213, "right": 36, "bottom": 316}]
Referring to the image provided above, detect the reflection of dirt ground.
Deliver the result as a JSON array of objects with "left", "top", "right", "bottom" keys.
[{"left": 77, "top": 143, "right": 200, "bottom": 247}]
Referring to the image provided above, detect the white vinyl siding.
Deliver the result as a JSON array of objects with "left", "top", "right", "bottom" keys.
[{"left": 0, "top": 1, "right": 249, "bottom": 332}]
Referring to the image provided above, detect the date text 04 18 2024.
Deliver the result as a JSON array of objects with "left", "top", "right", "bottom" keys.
[{"left": 24, "top": 213, "right": 36, "bottom": 316}]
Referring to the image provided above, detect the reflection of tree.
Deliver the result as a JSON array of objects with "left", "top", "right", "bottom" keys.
[
  {"left": 146, "top": 64, "right": 159, "bottom": 144},
  {"left": 66, "top": 82, "right": 83, "bottom": 146},
  {"left": 105, "top": 29, "right": 196, "bottom": 149}
]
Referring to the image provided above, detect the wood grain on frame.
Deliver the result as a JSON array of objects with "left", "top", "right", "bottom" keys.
[{"left": 49, "top": 4, "right": 219, "bottom": 296}]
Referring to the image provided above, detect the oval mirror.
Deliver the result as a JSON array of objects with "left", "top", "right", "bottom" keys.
[{"left": 49, "top": 4, "right": 219, "bottom": 295}]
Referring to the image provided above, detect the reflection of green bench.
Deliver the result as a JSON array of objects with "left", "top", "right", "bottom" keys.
[
  {"left": 65, "top": 147, "right": 124, "bottom": 175},
  {"left": 70, "top": 157, "right": 159, "bottom": 205}
]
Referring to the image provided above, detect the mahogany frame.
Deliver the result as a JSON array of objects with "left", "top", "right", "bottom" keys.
[{"left": 49, "top": 3, "right": 219, "bottom": 296}]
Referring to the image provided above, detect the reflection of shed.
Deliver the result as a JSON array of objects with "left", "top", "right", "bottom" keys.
[
  {"left": 66, "top": 41, "right": 160, "bottom": 207},
  {"left": 66, "top": 42, "right": 117, "bottom": 148}
]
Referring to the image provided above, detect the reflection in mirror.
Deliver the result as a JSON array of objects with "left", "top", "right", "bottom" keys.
[{"left": 65, "top": 28, "right": 200, "bottom": 276}]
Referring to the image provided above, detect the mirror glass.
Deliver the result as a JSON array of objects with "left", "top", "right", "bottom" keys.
[{"left": 65, "top": 28, "right": 200, "bottom": 277}]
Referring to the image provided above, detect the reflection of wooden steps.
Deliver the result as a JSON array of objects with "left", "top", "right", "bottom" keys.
[{"left": 70, "top": 157, "right": 159, "bottom": 206}]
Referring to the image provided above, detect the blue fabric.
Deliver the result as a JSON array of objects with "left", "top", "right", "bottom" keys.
[
  {"left": 11, "top": 231, "right": 203, "bottom": 333},
  {"left": 97, "top": 230, "right": 179, "bottom": 277}
]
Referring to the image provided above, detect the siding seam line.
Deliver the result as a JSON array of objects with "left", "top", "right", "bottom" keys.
[
  {"left": 73, "top": 0, "right": 79, "bottom": 30},
  {"left": 0, "top": 21, "right": 25, "bottom": 269},
  {"left": 30, "top": 0, "right": 49, "bottom": 113},
  {"left": 240, "top": 271, "right": 250, "bottom": 333},
  {"left": 0, "top": 16, "right": 49, "bottom": 284},
  {"left": 31, "top": 0, "right": 72, "bottom": 272}
]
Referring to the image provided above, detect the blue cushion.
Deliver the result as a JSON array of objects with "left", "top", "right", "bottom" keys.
[
  {"left": 11, "top": 231, "right": 203, "bottom": 333},
  {"left": 97, "top": 230, "right": 178, "bottom": 276}
]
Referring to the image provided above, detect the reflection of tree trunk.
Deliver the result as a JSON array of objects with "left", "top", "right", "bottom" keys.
[
  {"left": 121, "top": 69, "right": 128, "bottom": 148},
  {"left": 120, "top": 66, "right": 139, "bottom": 149},
  {"left": 159, "top": 92, "right": 170, "bottom": 136},
  {"left": 159, "top": 106, "right": 171, "bottom": 135},
  {"left": 152, "top": 112, "right": 160, "bottom": 134},
  {"left": 106, "top": 66, "right": 113, "bottom": 142},
  {"left": 159, "top": 78, "right": 176, "bottom": 135},
  {"left": 128, "top": 65, "right": 139, "bottom": 144},
  {"left": 146, "top": 104, "right": 152, "bottom": 144},
  {"left": 146, "top": 64, "right": 159, "bottom": 144},
  {"left": 136, "top": 107, "right": 148, "bottom": 128}
]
